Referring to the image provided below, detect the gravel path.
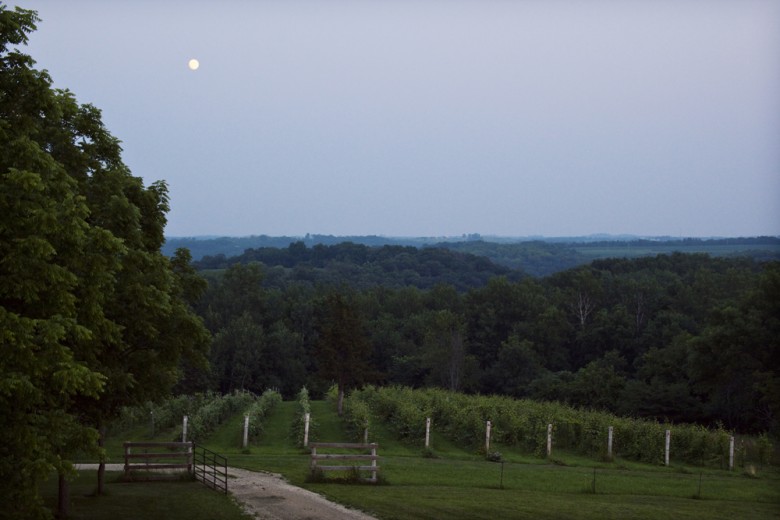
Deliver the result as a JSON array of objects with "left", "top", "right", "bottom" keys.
[
  {"left": 226, "top": 466, "right": 377, "bottom": 520},
  {"left": 74, "top": 464, "right": 378, "bottom": 520}
]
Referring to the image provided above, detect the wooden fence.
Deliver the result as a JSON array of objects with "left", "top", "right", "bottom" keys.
[
  {"left": 123, "top": 441, "right": 193, "bottom": 479},
  {"left": 310, "top": 442, "right": 379, "bottom": 483}
]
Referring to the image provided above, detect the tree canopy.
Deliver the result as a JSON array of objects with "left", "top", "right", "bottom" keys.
[
  {"left": 192, "top": 250, "right": 779, "bottom": 436},
  {"left": 0, "top": 6, "right": 209, "bottom": 517}
]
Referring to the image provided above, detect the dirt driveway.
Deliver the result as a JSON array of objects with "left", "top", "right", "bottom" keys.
[
  {"left": 226, "top": 466, "right": 377, "bottom": 520},
  {"left": 75, "top": 464, "right": 377, "bottom": 520}
]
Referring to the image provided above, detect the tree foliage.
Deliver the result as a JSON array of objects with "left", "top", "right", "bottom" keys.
[
  {"left": 196, "top": 241, "right": 523, "bottom": 291},
  {"left": 1, "top": 7, "right": 209, "bottom": 516},
  {"left": 315, "top": 291, "right": 377, "bottom": 415},
  {"left": 196, "top": 245, "right": 779, "bottom": 435}
]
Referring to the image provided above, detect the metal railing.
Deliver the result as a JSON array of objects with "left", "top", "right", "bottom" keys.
[{"left": 193, "top": 443, "right": 228, "bottom": 493}]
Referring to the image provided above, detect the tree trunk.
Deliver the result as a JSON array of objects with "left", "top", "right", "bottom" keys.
[
  {"left": 97, "top": 424, "right": 106, "bottom": 495},
  {"left": 57, "top": 472, "right": 69, "bottom": 519},
  {"left": 337, "top": 384, "right": 345, "bottom": 416}
]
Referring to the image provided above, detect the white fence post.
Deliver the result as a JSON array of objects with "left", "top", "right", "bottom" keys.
[
  {"left": 303, "top": 412, "right": 310, "bottom": 447},
  {"left": 729, "top": 436, "right": 735, "bottom": 470},
  {"left": 371, "top": 444, "right": 378, "bottom": 483},
  {"left": 608, "top": 426, "right": 614, "bottom": 459},
  {"left": 664, "top": 430, "right": 671, "bottom": 466},
  {"left": 243, "top": 415, "right": 250, "bottom": 449},
  {"left": 425, "top": 417, "right": 431, "bottom": 449},
  {"left": 364, "top": 428, "right": 369, "bottom": 444},
  {"left": 182, "top": 415, "right": 188, "bottom": 443},
  {"left": 547, "top": 424, "right": 553, "bottom": 457},
  {"left": 485, "top": 421, "right": 492, "bottom": 453}
]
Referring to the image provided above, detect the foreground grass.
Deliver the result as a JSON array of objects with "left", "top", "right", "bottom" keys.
[
  {"left": 304, "top": 457, "right": 780, "bottom": 520},
  {"left": 208, "top": 401, "right": 780, "bottom": 520},
  {"left": 93, "top": 400, "right": 780, "bottom": 520},
  {"left": 40, "top": 472, "right": 251, "bottom": 520}
]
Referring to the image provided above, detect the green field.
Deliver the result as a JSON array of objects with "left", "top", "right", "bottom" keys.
[
  {"left": 573, "top": 242, "right": 780, "bottom": 260},
  {"left": 57, "top": 398, "right": 780, "bottom": 520},
  {"left": 40, "top": 472, "right": 251, "bottom": 520}
]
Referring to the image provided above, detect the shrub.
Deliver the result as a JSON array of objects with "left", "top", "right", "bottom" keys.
[
  {"left": 292, "top": 386, "right": 317, "bottom": 447},
  {"left": 245, "top": 389, "right": 283, "bottom": 442}
]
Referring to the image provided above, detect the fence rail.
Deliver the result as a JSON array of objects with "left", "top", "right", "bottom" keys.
[
  {"left": 310, "top": 442, "right": 379, "bottom": 483},
  {"left": 193, "top": 443, "right": 228, "bottom": 493},
  {"left": 123, "top": 442, "right": 193, "bottom": 478}
]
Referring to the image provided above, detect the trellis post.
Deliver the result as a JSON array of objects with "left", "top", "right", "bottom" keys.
[
  {"left": 664, "top": 430, "right": 671, "bottom": 466},
  {"left": 547, "top": 424, "right": 553, "bottom": 457},
  {"left": 243, "top": 415, "right": 250, "bottom": 449},
  {"left": 729, "top": 436, "right": 735, "bottom": 470}
]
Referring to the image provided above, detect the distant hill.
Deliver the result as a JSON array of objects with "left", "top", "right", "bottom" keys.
[
  {"left": 194, "top": 241, "right": 523, "bottom": 291},
  {"left": 439, "top": 236, "right": 780, "bottom": 276},
  {"left": 163, "top": 234, "right": 429, "bottom": 260},
  {"left": 165, "top": 235, "right": 780, "bottom": 278}
]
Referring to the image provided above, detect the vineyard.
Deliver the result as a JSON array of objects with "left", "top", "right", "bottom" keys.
[
  {"left": 344, "top": 386, "right": 773, "bottom": 467},
  {"left": 111, "top": 385, "right": 774, "bottom": 469},
  {"left": 98, "top": 386, "right": 780, "bottom": 519}
]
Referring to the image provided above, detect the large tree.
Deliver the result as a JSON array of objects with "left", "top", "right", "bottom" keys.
[
  {"left": 0, "top": 6, "right": 209, "bottom": 517},
  {"left": 315, "top": 291, "right": 376, "bottom": 415}
]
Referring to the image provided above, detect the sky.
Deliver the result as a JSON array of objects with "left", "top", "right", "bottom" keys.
[{"left": 12, "top": 0, "right": 780, "bottom": 238}]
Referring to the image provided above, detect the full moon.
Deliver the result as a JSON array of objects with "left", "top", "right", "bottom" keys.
[{"left": 188, "top": 58, "right": 199, "bottom": 71}]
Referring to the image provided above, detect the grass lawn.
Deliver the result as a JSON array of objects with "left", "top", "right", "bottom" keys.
[
  {"left": 79, "top": 399, "right": 780, "bottom": 520},
  {"left": 303, "top": 457, "right": 780, "bottom": 520},
  {"left": 40, "top": 471, "right": 251, "bottom": 520}
]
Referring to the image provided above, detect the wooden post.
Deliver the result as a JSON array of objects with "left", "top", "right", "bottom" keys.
[
  {"left": 150, "top": 411, "right": 155, "bottom": 437},
  {"left": 485, "top": 420, "right": 492, "bottom": 453},
  {"left": 607, "top": 426, "right": 614, "bottom": 459},
  {"left": 547, "top": 424, "right": 553, "bottom": 457},
  {"left": 729, "top": 435, "right": 735, "bottom": 471},
  {"left": 371, "top": 444, "right": 378, "bottom": 483},
  {"left": 664, "top": 429, "right": 671, "bottom": 466},
  {"left": 425, "top": 417, "right": 431, "bottom": 449},
  {"left": 303, "top": 412, "right": 310, "bottom": 447},
  {"left": 187, "top": 442, "right": 193, "bottom": 474},
  {"left": 182, "top": 415, "right": 188, "bottom": 443},
  {"left": 243, "top": 415, "right": 250, "bottom": 449}
]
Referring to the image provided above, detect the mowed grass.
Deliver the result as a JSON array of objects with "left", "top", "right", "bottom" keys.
[
  {"left": 79, "top": 399, "right": 780, "bottom": 520},
  {"left": 40, "top": 471, "right": 251, "bottom": 520},
  {"left": 207, "top": 400, "right": 780, "bottom": 520},
  {"left": 301, "top": 454, "right": 780, "bottom": 520}
]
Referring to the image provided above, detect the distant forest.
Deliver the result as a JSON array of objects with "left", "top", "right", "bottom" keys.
[
  {"left": 178, "top": 239, "right": 780, "bottom": 436},
  {"left": 168, "top": 235, "right": 780, "bottom": 277}
]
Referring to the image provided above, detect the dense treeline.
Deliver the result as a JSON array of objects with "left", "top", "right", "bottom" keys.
[
  {"left": 195, "top": 241, "right": 523, "bottom": 291},
  {"left": 437, "top": 240, "right": 585, "bottom": 276},
  {"left": 170, "top": 234, "right": 780, "bottom": 277},
  {"left": 441, "top": 237, "right": 780, "bottom": 276},
  {"left": 163, "top": 233, "right": 426, "bottom": 260},
  {"left": 186, "top": 251, "right": 779, "bottom": 436}
]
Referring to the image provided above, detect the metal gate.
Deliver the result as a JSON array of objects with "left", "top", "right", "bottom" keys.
[{"left": 193, "top": 443, "right": 228, "bottom": 493}]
